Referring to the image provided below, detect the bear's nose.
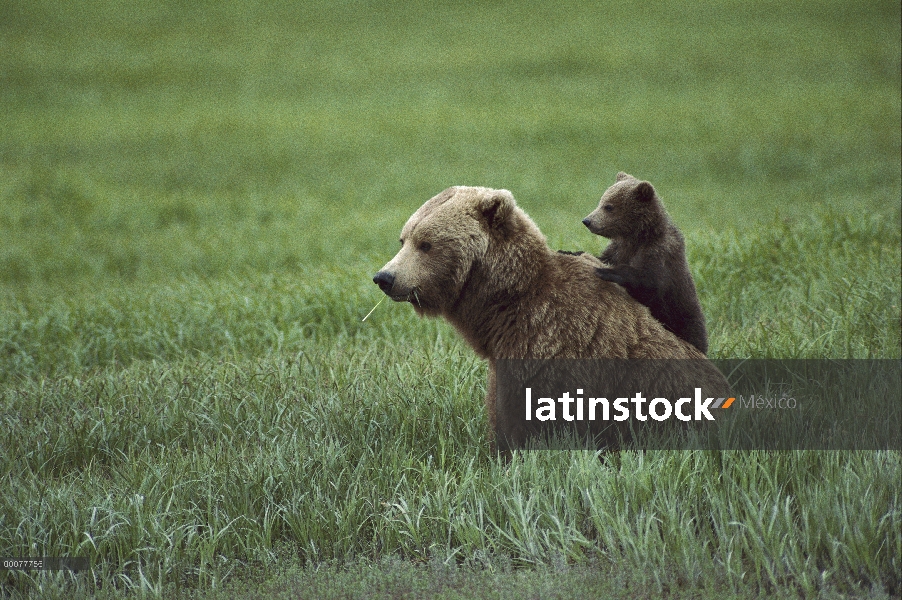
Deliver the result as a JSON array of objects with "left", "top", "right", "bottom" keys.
[
  {"left": 582, "top": 218, "right": 592, "bottom": 228},
  {"left": 373, "top": 271, "right": 395, "bottom": 294}
]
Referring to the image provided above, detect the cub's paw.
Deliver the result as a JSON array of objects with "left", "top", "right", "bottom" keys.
[{"left": 595, "top": 267, "right": 625, "bottom": 285}]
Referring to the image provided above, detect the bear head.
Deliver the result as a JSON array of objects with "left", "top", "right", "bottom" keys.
[
  {"left": 582, "top": 172, "right": 661, "bottom": 238},
  {"left": 373, "top": 186, "right": 545, "bottom": 317}
]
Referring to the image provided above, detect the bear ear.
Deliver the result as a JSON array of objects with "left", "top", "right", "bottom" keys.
[
  {"left": 635, "top": 181, "right": 656, "bottom": 202},
  {"left": 478, "top": 189, "right": 514, "bottom": 229},
  {"left": 616, "top": 171, "right": 633, "bottom": 182}
]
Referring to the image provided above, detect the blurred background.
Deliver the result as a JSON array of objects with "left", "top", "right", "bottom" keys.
[{"left": 1, "top": 0, "right": 900, "bottom": 287}]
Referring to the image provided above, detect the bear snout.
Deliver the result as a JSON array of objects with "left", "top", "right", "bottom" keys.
[
  {"left": 583, "top": 216, "right": 601, "bottom": 234},
  {"left": 373, "top": 271, "right": 396, "bottom": 294},
  {"left": 583, "top": 215, "right": 606, "bottom": 235}
]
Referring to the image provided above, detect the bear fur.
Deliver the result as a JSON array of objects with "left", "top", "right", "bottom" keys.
[
  {"left": 583, "top": 172, "right": 709, "bottom": 355},
  {"left": 374, "top": 186, "right": 728, "bottom": 450}
]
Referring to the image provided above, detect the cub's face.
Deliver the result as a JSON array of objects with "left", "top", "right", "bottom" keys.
[
  {"left": 583, "top": 172, "right": 655, "bottom": 238},
  {"left": 372, "top": 187, "right": 495, "bottom": 316}
]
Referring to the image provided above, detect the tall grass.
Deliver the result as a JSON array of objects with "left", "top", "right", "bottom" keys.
[
  {"left": 2, "top": 352, "right": 901, "bottom": 597},
  {"left": 2, "top": 213, "right": 900, "bottom": 598}
]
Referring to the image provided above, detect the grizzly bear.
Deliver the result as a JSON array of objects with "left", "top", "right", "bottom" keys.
[
  {"left": 373, "top": 186, "right": 729, "bottom": 451},
  {"left": 583, "top": 172, "right": 709, "bottom": 355}
]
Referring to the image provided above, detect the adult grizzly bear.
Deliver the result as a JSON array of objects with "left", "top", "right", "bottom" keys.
[
  {"left": 373, "top": 186, "right": 729, "bottom": 451},
  {"left": 583, "top": 172, "right": 709, "bottom": 354}
]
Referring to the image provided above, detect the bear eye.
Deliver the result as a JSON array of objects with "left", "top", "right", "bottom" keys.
[
  {"left": 602, "top": 204, "right": 613, "bottom": 213},
  {"left": 418, "top": 241, "right": 432, "bottom": 252}
]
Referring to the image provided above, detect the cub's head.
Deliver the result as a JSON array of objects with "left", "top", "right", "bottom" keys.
[
  {"left": 372, "top": 186, "right": 524, "bottom": 316},
  {"left": 582, "top": 172, "right": 660, "bottom": 238}
]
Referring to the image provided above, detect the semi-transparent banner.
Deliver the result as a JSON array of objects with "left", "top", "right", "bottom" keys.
[{"left": 494, "top": 359, "right": 901, "bottom": 451}]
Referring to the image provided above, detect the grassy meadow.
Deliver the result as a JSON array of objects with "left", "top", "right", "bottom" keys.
[{"left": 1, "top": 0, "right": 900, "bottom": 597}]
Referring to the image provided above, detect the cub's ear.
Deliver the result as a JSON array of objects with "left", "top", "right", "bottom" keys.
[
  {"left": 478, "top": 189, "right": 515, "bottom": 228},
  {"left": 635, "top": 181, "right": 656, "bottom": 202},
  {"left": 616, "top": 171, "right": 633, "bottom": 182}
]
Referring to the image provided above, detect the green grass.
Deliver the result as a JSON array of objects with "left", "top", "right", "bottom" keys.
[
  {"left": 2, "top": 0, "right": 899, "bottom": 285},
  {"left": 1, "top": 0, "right": 900, "bottom": 597}
]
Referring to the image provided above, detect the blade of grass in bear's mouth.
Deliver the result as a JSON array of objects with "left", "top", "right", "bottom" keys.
[{"left": 361, "top": 295, "right": 386, "bottom": 322}]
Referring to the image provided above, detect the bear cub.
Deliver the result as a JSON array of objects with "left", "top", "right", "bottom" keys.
[{"left": 582, "top": 172, "right": 709, "bottom": 355}]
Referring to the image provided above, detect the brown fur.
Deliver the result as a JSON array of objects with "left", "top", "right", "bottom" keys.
[
  {"left": 584, "top": 172, "right": 709, "bottom": 355},
  {"left": 374, "top": 186, "right": 728, "bottom": 449}
]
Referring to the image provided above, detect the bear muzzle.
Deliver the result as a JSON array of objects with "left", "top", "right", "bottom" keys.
[
  {"left": 373, "top": 271, "right": 396, "bottom": 294},
  {"left": 373, "top": 270, "right": 415, "bottom": 302},
  {"left": 583, "top": 215, "right": 605, "bottom": 236}
]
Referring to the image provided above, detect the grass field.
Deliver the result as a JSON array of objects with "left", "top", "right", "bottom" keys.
[{"left": 1, "top": 0, "right": 900, "bottom": 597}]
